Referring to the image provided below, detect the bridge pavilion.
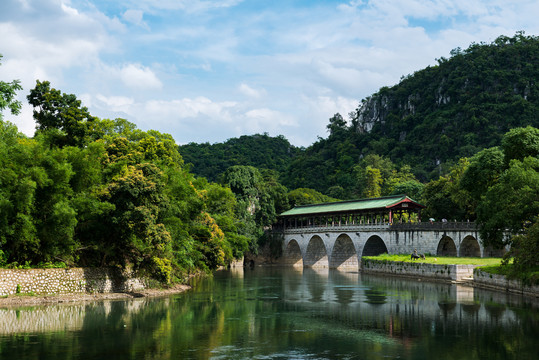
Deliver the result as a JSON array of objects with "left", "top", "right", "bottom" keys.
[
  {"left": 279, "top": 195, "right": 425, "bottom": 230},
  {"left": 276, "top": 195, "right": 499, "bottom": 269}
]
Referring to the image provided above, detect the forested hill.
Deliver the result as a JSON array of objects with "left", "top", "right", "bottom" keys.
[
  {"left": 179, "top": 133, "right": 301, "bottom": 182},
  {"left": 179, "top": 33, "right": 539, "bottom": 196},
  {"left": 347, "top": 32, "right": 539, "bottom": 176}
]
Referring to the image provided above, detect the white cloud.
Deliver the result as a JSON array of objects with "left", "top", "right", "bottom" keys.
[
  {"left": 94, "top": 94, "right": 135, "bottom": 113},
  {"left": 238, "top": 83, "right": 265, "bottom": 98},
  {"left": 131, "top": 0, "right": 244, "bottom": 13},
  {"left": 242, "top": 108, "right": 297, "bottom": 132},
  {"left": 122, "top": 9, "right": 147, "bottom": 28},
  {"left": 120, "top": 64, "right": 162, "bottom": 90}
]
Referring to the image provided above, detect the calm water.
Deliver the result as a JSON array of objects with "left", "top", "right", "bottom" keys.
[{"left": 0, "top": 268, "right": 538, "bottom": 359}]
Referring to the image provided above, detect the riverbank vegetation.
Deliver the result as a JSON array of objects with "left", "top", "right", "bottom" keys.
[
  {"left": 1, "top": 78, "right": 260, "bottom": 283},
  {"left": 1, "top": 33, "right": 538, "bottom": 284}
]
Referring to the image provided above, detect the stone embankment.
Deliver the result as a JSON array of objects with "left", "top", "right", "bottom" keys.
[
  {"left": 361, "top": 258, "right": 476, "bottom": 282},
  {"left": 0, "top": 267, "right": 192, "bottom": 307},
  {"left": 473, "top": 268, "right": 539, "bottom": 297},
  {"left": 0, "top": 267, "right": 146, "bottom": 297},
  {"left": 360, "top": 259, "right": 539, "bottom": 297}
]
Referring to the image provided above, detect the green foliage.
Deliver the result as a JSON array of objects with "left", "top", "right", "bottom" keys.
[
  {"left": 421, "top": 158, "right": 470, "bottom": 220},
  {"left": 0, "top": 55, "right": 23, "bottom": 121},
  {"left": 179, "top": 133, "right": 300, "bottom": 182},
  {"left": 476, "top": 156, "right": 539, "bottom": 247},
  {"left": 459, "top": 147, "right": 504, "bottom": 204},
  {"left": 364, "top": 166, "right": 382, "bottom": 198},
  {"left": 502, "top": 218, "right": 539, "bottom": 280},
  {"left": 287, "top": 188, "right": 337, "bottom": 207},
  {"left": 27, "top": 81, "right": 97, "bottom": 147},
  {"left": 0, "top": 84, "right": 254, "bottom": 283},
  {"left": 391, "top": 180, "right": 424, "bottom": 200},
  {"left": 220, "top": 165, "right": 290, "bottom": 254},
  {"left": 501, "top": 125, "right": 539, "bottom": 163}
]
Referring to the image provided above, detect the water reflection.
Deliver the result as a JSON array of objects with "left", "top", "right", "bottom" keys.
[{"left": 0, "top": 268, "right": 538, "bottom": 360}]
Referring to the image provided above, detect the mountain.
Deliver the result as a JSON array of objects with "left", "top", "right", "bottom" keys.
[{"left": 180, "top": 33, "right": 539, "bottom": 195}]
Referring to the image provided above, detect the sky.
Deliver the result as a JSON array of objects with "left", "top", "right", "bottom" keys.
[{"left": 1, "top": 0, "right": 538, "bottom": 147}]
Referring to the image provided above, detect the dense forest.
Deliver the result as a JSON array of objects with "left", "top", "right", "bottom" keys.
[
  {"left": 1, "top": 33, "right": 538, "bottom": 282},
  {"left": 180, "top": 134, "right": 301, "bottom": 183}
]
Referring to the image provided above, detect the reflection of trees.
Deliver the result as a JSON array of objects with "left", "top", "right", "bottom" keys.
[
  {"left": 461, "top": 303, "right": 481, "bottom": 315},
  {"left": 485, "top": 303, "right": 506, "bottom": 320},
  {"left": 438, "top": 301, "right": 457, "bottom": 317},
  {"left": 364, "top": 288, "right": 387, "bottom": 305}
]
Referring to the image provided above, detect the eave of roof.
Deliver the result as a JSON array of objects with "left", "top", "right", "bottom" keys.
[{"left": 279, "top": 195, "right": 425, "bottom": 217}]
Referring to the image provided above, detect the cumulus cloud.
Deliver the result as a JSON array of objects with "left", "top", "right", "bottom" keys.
[{"left": 120, "top": 64, "right": 162, "bottom": 90}]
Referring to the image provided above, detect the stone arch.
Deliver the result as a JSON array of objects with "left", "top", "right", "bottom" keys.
[
  {"left": 362, "top": 235, "right": 388, "bottom": 257},
  {"left": 283, "top": 239, "right": 303, "bottom": 267},
  {"left": 459, "top": 235, "right": 481, "bottom": 257},
  {"left": 437, "top": 236, "right": 457, "bottom": 256},
  {"left": 304, "top": 235, "right": 329, "bottom": 268},
  {"left": 329, "top": 234, "right": 358, "bottom": 270}
]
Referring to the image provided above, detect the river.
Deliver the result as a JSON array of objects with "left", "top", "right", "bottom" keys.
[{"left": 0, "top": 268, "right": 537, "bottom": 359}]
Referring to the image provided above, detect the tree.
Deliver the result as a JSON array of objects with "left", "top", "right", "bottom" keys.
[
  {"left": 391, "top": 180, "right": 424, "bottom": 200},
  {"left": 476, "top": 156, "right": 539, "bottom": 248},
  {"left": 501, "top": 126, "right": 539, "bottom": 163},
  {"left": 288, "top": 188, "right": 337, "bottom": 207},
  {"left": 0, "top": 55, "right": 22, "bottom": 121},
  {"left": 364, "top": 166, "right": 382, "bottom": 198},
  {"left": 326, "top": 113, "right": 347, "bottom": 136},
  {"left": 27, "top": 80, "right": 97, "bottom": 147},
  {"left": 459, "top": 147, "right": 504, "bottom": 203}
]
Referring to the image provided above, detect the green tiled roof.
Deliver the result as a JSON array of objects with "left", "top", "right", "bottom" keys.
[{"left": 279, "top": 195, "right": 423, "bottom": 217}]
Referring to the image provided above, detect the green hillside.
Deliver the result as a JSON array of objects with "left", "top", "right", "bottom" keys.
[
  {"left": 180, "top": 33, "right": 539, "bottom": 197},
  {"left": 179, "top": 133, "right": 301, "bottom": 182}
]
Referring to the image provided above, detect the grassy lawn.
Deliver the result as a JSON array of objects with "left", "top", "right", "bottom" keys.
[{"left": 363, "top": 253, "right": 503, "bottom": 266}]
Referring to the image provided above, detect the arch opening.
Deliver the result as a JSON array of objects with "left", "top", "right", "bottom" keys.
[
  {"left": 362, "top": 236, "right": 388, "bottom": 257},
  {"left": 304, "top": 236, "right": 329, "bottom": 268},
  {"left": 329, "top": 234, "right": 358, "bottom": 270},
  {"left": 283, "top": 239, "right": 303, "bottom": 267},
  {"left": 437, "top": 236, "right": 457, "bottom": 256},
  {"left": 459, "top": 236, "right": 481, "bottom": 257}
]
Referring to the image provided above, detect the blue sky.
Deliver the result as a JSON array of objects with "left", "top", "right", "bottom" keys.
[{"left": 1, "top": 0, "right": 538, "bottom": 146}]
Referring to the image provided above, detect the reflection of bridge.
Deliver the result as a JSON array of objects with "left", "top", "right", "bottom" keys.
[
  {"left": 279, "top": 195, "right": 502, "bottom": 269},
  {"left": 279, "top": 268, "right": 521, "bottom": 328}
]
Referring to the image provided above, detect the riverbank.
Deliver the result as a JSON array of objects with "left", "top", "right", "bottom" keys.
[
  {"left": 0, "top": 283, "right": 191, "bottom": 307},
  {"left": 361, "top": 256, "right": 539, "bottom": 298}
]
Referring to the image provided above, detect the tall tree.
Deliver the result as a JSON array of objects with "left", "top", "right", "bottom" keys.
[{"left": 27, "top": 80, "right": 97, "bottom": 147}]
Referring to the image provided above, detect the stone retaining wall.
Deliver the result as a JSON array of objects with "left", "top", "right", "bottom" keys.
[
  {"left": 473, "top": 268, "right": 539, "bottom": 297},
  {"left": 0, "top": 268, "right": 146, "bottom": 296},
  {"left": 361, "top": 259, "right": 477, "bottom": 281}
]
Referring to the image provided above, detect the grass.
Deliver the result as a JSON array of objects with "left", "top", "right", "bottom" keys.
[{"left": 363, "top": 253, "right": 503, "bottom": 266}]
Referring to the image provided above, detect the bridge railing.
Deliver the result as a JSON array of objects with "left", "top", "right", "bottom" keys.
[
  {"left": 280, "top": 221, "right": 477, "bottom": 234},
  {"left": 282, "top": 223, "right": 391, "bottom": 234},
  {"left": 389, "top": 222, "right": 477, "bottom": 231}
]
